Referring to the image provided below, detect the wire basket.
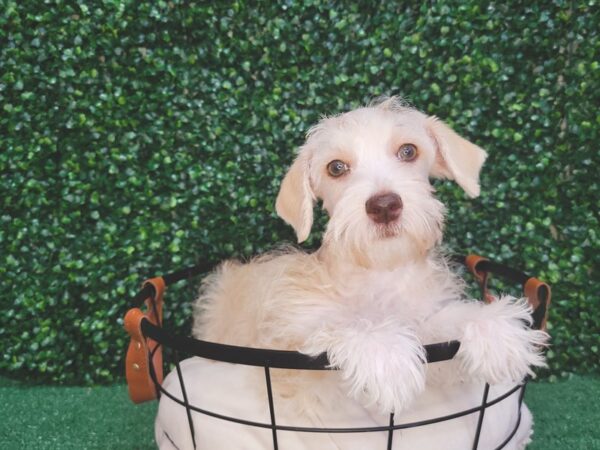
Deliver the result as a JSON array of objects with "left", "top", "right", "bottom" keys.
[{"left": 124, "top": 254, "right": 551, "bottom": 450}]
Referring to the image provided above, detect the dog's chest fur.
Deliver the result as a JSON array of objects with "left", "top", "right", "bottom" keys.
[
  {"left": 328, "top": 261, "right": 452, "bottom": 316},
  {"left": 194, "top": 249, "right": 462, "bottom": 349}
]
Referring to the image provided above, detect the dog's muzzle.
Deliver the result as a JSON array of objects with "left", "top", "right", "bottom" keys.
[{"left": 365, "top": 192, "right": 402, "bottom": 224}]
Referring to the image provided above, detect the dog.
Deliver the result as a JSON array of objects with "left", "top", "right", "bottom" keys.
[{"left": 155, "top": 97, "right": 548, "bottom": 449}]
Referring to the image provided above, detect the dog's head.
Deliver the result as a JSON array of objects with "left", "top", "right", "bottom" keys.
[{"left": 276, "top": 97, "right": 487, "bottom": 267}]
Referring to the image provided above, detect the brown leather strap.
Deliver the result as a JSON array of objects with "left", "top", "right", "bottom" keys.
[
  {"left": 465, "top": 254, "right": 488, "bottom": 284},
  {"left": 465, "top": 254, "right": 495, "bottom": 303},
  {"left": 124, "top": 308, "right": 155, "bottom": 403},
  {"left": 123, "top": 277, "right": 165, "bottom": 403},
  {"left": 524, "top": 277, "right": 552, "bottom": 330}
]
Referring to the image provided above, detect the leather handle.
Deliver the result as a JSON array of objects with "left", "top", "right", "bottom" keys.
[
  {"left": 124, "top": 277, "right": 165, "bottom": 403},
  {"left": 465, "top": 254, "right": 488, "bottom": 284},
  {"left": 465, "top": 254, "right": 495, "bottom": 303},
  {"left": 524, "top": 277, "right": 552, "bottom": 331}
]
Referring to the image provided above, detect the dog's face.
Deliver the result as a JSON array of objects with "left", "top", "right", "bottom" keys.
[{"left": 276, "top": 98, "right": 487, "bottom": 266}]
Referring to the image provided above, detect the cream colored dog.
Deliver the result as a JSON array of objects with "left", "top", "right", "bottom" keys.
[{"left": 155, "top": 98, "right": 548, "bottom": 449}]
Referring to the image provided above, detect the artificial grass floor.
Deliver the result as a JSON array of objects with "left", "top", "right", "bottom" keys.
[{"left": 0, "top": 375, "right": 598, "bottom": 449}]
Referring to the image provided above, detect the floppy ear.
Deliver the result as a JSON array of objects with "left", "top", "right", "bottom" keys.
[
  {"left": 427, "top": 116, "right": 488, "bottom": 198},
  {"left": 275, "top": 152, "right": 315, "bottom": 243}
]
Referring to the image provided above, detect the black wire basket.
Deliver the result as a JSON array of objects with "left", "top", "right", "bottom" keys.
[{"left": 124, "top": 254, "right": 551, "bottom": 450}]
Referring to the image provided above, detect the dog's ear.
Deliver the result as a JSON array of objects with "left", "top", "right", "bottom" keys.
[
  {"left": 427, "top": 116, "right": 488, "bottom": 197},
  {"left": 275, "top": 152, "right": 315, "bottom": 243}
]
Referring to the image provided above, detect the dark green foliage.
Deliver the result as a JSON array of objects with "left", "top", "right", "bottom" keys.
[{"left": 1, "top": 1, "right": 598, "bottom": 384}]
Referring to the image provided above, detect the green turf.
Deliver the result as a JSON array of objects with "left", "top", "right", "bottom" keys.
[
  {"left": 0, "top": 378, "right": 157, "bottom": 449},
  {"left": 525, "top": 376, "right": 600, "bottom": 450},
  {"left": 1, "top": 376, "right": 598, "bottom": 449}
]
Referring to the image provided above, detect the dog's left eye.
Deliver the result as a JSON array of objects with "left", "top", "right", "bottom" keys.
[
  {"left": 327, "top": 160, "right": 350, "bottom": 177},
  {"left": 397, "top": 144, "right": 418, "bottom": 162}
]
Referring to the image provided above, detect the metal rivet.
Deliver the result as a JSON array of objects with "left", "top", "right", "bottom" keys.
[{"left": 132, "top": 363, "right": 140, "bottom": 371}]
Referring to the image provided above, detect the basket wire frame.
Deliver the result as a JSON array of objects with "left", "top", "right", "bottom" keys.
[{"left": 130, "top": 255, "right": 549, "bottom": 450}]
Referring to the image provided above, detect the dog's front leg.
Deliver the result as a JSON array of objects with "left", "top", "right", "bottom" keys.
[
  {"left": 428, "top": 297, "right": 548, "bottom": 385},
  {"left": 301, "top": 309, "right": 427, "bottom": 414}
]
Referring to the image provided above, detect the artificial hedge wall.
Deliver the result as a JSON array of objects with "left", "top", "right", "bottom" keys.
[{"left": 1, "top": 1, "right": 598, "bottom": 384}]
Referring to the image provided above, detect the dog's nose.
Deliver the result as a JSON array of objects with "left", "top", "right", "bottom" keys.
[{"left": 365, "top": 193, "right": 403, "bottom": 224}]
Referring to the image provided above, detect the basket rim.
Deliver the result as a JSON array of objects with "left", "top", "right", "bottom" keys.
[
  {"left": 140, "top": 318, "right": 462, "bottom": 369},
  {"left": 127, "top": 253, "right": 550, "bottom": 371}
]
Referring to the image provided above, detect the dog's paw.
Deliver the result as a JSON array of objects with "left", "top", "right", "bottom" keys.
[
  {"left": 304, "top": 319, "right": 427, "bottom": 414},
  {"left": 458, "top": 296, "right": 549, "bottom": 384}
]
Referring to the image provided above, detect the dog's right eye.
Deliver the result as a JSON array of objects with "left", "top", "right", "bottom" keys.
[
  {"left": 397, "top": 143, "right": 418, "bottom": 162},
  {"left": 327, "top": 160, "right": 350, "bottom": 177}
]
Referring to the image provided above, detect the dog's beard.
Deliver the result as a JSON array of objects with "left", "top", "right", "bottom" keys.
[{"left": 322, "top": 183, "right": 445, "bottom": 269}]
